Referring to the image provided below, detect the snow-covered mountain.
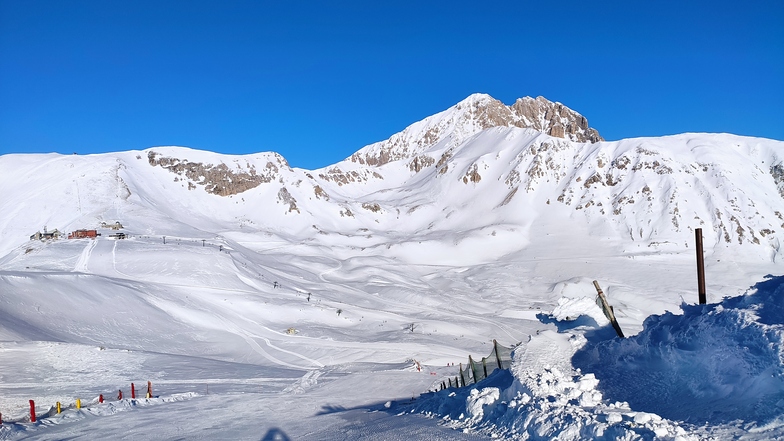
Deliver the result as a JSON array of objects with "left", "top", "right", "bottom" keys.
[
  {"left": 1, "top": 94, "right": 781, "bottom": 262},
  {"left": 1, "top": 94, "right": 784, "bottom": 439}
]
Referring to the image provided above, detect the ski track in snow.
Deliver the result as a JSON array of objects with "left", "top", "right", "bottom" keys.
[
  {"left": 318, "top": 257, "right": 343, "bottom": 283},
  {"left": 315, "top": 255, "right": 522, "bottom": 343},
  {"left": 73, "top": 239, "right": 97, "bottom": 273}
]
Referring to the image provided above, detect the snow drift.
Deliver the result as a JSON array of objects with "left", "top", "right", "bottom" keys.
[{"left": 411, "top": 275, "right": 784, "bottom": 439}]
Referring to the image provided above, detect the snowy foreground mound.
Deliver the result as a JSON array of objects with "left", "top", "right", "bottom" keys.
[{"left": 410, "top": 275, "right": 784, "bottom": 440}]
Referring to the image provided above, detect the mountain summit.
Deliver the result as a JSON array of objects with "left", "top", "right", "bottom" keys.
[{"left": 350, "top": 94, "right": 603, "bottom": 167}]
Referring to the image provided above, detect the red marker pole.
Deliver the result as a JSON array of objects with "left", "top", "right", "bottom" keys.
[
  {"left": 118, "top": 390, "right": 123, "bottom": 400},
  {"left": 29, "top": 400, "right": 36, "bottom": 423},
  {"left": 99, "top": 394, "right": 104, "bottom": 403},
  {"left": 131, "top": 383, "right": 136, "bottom": 399},
  {"left": 147, "top": 381, "right": 152, "bottom": 398}
]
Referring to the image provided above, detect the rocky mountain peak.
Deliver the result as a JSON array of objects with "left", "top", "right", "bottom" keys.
[
  {"left": 511, "top": 97, "right": 603, "bottom": 144},
  {"left": 349, "top": 94, "right": 603, "bottom": 167}
]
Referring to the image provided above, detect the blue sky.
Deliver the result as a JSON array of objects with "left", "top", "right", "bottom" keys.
[{"left": 1, "top": 1, "right": 782, "bottom": 169}]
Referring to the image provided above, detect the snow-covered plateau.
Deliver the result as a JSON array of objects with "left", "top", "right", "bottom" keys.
[{"left": 1, "top": 94, "right": 783, "bottom": 439}]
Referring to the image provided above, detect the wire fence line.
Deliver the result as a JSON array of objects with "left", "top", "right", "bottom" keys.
[
  {"left": 437, "top": 339, "right": 515, "bottom": 390},
  {"left": 435, "top": 280, "right": 627, "bottom": 391}
]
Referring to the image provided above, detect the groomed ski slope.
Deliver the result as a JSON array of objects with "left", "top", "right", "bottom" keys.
[{"left": 0, "top": 224, "right": 782, "bottom": 439}]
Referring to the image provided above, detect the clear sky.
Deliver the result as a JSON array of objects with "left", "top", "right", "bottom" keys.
[{"left": 1, "top": 1, "right": 782, "bottom": 170}]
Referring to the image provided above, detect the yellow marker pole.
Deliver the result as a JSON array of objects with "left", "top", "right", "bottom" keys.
[
  {"left": 76, "top": 399, "right": 81, "bottom": 409},
  {"left": 56, "top": 402, "right": 61, "bottom": 414}
]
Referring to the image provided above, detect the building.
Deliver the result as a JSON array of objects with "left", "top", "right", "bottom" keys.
[
  {"left": 100, "top": 221, "right": 124, "bottom": 230},
  {"left": 68, "top": 229, "right": 100, "bottom": 239},
  {"left": 30, "top": 228, "right": 61, "bottom": 241}
]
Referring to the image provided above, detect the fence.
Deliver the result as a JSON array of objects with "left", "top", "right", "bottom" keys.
[
  {"left": 438, "top": 339, "right": 514, "bottom": 390},
  {"left": 0, "top": 381, "right": 154, "bottom": 425},
  {"left": 437, "top": 281, "right": 627, "bottom": 392}
]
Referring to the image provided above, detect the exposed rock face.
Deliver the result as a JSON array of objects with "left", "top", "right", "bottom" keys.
[
  {"left": 349, "top": 94, "right": 603, "bottom": 168},
  {"left": 277, "top": 187, "right": 300, "bottom": 213},
  {"left": 147, "top": 151, "right": 287, "bottom": 196},
  {"left": 317, "top": 166, "right": 384, "bottom": 186},
  {"left": 511, "top": 96, "right": 603, "bottom": 144},
  {"left": 771, "top": 163, "right": 784, "bottom": 198}
]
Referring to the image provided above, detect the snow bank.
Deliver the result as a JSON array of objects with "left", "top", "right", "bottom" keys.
[
  {"left": 574, "top": 274, "right": 784, "bottom": 426},
  {"left": 411, "top": 275, "right": 784, "bottom": 439}
]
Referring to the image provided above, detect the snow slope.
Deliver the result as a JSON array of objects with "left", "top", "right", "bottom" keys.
[{"left": 0, "top": 94, "right": 783, "bottom": 439}]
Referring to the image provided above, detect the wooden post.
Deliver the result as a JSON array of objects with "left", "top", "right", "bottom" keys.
[
  {"left": 29, "top": 400, "right": 36, "bottom": 423},
  {"left": 448, "top": 378, "right": 452, "bottom": 388},
  {"left": 593, "top": 280, "right": 625, "bottom": 338},
  {"left": 493, "top": 339, "right": 503, "bottom": 370},
  {"left": 469, "top": 355, "right": 479, "bottom": 384},
  {"left": 482, "top": 357, "right": 488, "bottom": 379},
  {"left": 695, "top": 228, "right": 706, "bottom": 304}
]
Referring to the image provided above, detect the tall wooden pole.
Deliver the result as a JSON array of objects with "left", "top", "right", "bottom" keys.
[
  {"left": 493, "top": 339, "right": 503, "bottom": 370},
  {"left": 593, "top": 281, "right": 624, "bottom": 338},
  {"left": 695, "top": 228, "right": 706, "bottom": 304}
]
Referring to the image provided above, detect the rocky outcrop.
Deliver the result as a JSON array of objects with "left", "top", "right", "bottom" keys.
[
  {"left": 317, "top": 166, "right": 384, "bottom": 186},
  {"left": 277, "top": 187, "right": 300, "bottom": 213},
  {"left": 510, "top": 96, "right": 603, "bottom": 144},
  {"left": 349, "top": 94, "right": 603, "bottom": 168},
  {"left": 771, "top": 163, "right": 784, "bottom": 199},
  {"left": 147, "top": 151, "right": 287, "bottom": 196}
]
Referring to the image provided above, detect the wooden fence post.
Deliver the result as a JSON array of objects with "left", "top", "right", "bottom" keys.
[
  {"left": 695, "top": 228, "right": 706, "bottom": 304},
  {"left": 593, "top": 280, "right": 625, "bottom": 338},
  {"left": 493, "top": 339, "right": 503, "bottom": 370},
  {"left": 482, "top": 357, "right": 488, "bottom": 379}
]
